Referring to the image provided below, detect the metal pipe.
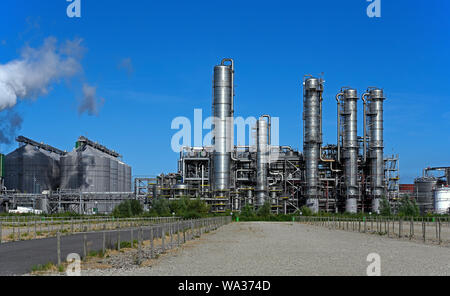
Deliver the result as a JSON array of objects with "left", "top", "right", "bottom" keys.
[
  {"left": 361, "top": 92, "right": 370, "bottom": 164},
  {"left": 256, "top": 116, "right": 270, "bottom": 207},
  {"left": 335, "top": 92, "right": 343, "bottom": 163}
]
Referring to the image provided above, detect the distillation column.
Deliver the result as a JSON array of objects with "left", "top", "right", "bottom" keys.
[
  {"left": 366, "top": 88, "right": 385, "bottom": 213},
  {"left": 212, "top": 59, "right": 234, "bottom": 200},
  {"left": 256, "top": 116, "right": 270, "bottom": 207},
  {"left": 341, "top": 88, "right": 359, "bottom": 213},
  {"left": 303, "top": 77, "right": 323, "bottom": 213}
]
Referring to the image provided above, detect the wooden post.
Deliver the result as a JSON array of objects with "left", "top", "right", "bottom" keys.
[
  {"left": 83, "top": 233, "right": 87, "bottom": 260},
  {"left": 117, "top": 230, "right": 121, "bottom": 251},
  {"left": 170, "top": 223, "right": 173, "bottom": 249},
  {"left": 102, "top": 231, "right": 106, "bottom": 255},
  {"left": 177, "top": 221, "right": 180, "bottom": 247},
  {"left": 422, "top": 220, "right": 426, "bottom": 242},
  {"left": 57, "top": 232, "right": 61, "bottom": 266},
  {"left": 131, "top": 229, "right": 134, "bottom": 248},
  {"left": 438, "top": 219, "right": 441, "bottom": 245},
  {"left": 150, "top": 227, "right": 154, "bottom": 259},
  {"left": 161, "top": 225, "right": 165, "bottom": 252},
  {"left": 138, "top": 227, "right": 142, "bottom": 265}
]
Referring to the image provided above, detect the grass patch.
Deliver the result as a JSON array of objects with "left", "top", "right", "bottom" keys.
[
  {"left": 119, "top": 240, "right": 137, "bottom": 249},
  {"left": 31, "top": 262, "right": 55, "bottom": 273},
  {"left": 88, "top": 250, "right": 105, "bottom": 258}
]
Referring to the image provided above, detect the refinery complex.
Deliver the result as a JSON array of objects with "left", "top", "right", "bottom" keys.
[{"left": 0, "top": 59, "right": 449, "bottom": 216}]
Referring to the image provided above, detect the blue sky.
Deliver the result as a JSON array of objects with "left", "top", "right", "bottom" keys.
[{"left": 1, "top": 0, "right": 449, "bottom": 183}]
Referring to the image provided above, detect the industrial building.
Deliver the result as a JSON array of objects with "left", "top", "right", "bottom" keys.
[
  {"left": 136, "top": 58, "right": 403, "bottom": 214},
  {"left": 1, "top": 58, "right": 448, "bottom": 216},
  {"left": 413, "top": 167, "right": 450, "bottom": 214},
  {"left": 0, "top": 136, "right": 133, "bottom": 214}
]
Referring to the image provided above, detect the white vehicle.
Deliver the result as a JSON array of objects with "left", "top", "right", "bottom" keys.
[{"left": 8, "top": 207, "right": 43, "bottom": 215}]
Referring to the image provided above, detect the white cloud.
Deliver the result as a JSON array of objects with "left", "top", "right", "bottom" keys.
[{"left": 0, "top": 37, "right": 84, "bottom": 111}]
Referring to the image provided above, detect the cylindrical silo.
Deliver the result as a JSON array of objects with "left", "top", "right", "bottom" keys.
[
  {"left": 212, "top": 59, "right": 234, "bottom": 195},
  {"left": 414, "top": 177, "right": 437, "bottom": 214},
  {"left": 303, "top": 77, "right": 323, "bottom": 213},
  {"left": 365, "top": 88, "right": 385, "bottom": 213},
  {"left": 433, "top": 187, "right": 450, "bottom": 214},
  {"left": 255, "top": 116, "right": 270, "bottom": 207},
  {"left": 109, "top": 158, "right": 118, "bottom": 192},
  {"left": 341, "top": 88, "right": 359, "bottom": 213},
  {"left": 5, "top": 144, "right": 61, "bottom": 193},
  {"left": 118, "top": 161, "right": 125, "bottom": 192},
  {"left": 125, "top": 164, "right": 132, "bottom": 192},
  {"left": 61, "top": 146, "right": 111, "bottom": 193}
]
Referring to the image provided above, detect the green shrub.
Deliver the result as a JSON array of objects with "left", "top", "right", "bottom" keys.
[
  {"left": 397, "top": 197, "right": 420, "bottom": 217},
  {"left": 379, "top": 197, "right": 391, "bottom": 216},
  {"left": 299, "top": 206, "right": 313, "bottom": 216},
  {"left": 256, "top": 202, "right": 272, "bottom": 218},
  {"left": 112, "top": 200, "right": 143, "bottom": 218}
]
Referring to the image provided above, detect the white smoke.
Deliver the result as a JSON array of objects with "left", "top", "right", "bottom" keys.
[
  {"left": 0, "top": 37, "right": 84, "bottom": 111},
  {"left": 78, "top": 83, "right": 104, "bottom": 116}
]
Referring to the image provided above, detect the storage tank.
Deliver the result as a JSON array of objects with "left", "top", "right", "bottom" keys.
[
  {"left": 60, "top": 145, "right": 111, "bottom": 192},
  {"left": 118, "top": 161, "right": 125, "bottom": 192},
  {"left": 212, "top": 58, "right": 234, "bottom": 195},
  {"left": 433, "top": 187, "right": 450, "bottom": 214},
  {"left": 109, "top": 158, "right": 118, "bottom": 192},
  {"left": 5, "top": 144, "right": 61, "bottom": 193},
  {"left": 125, "top": 164, "right": 132, "bottom": 192},
  {"left": 414, "top": 177, "right": 437, "bottom": 214},
  {"left": 303, "top": 77, "right": 323, "bottom": 213}
]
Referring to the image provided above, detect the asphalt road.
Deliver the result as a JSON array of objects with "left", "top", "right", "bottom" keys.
[{"left": 0, "top": 227, "right": 156, "bottom": 276}]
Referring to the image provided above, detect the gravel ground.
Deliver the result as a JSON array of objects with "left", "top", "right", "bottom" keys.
[{"left": 82, "top": 222, "right": 450, "bottom": 276}]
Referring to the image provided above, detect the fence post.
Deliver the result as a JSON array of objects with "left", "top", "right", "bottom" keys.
[
  {"left": 409, "top": 218, "right": 413, "bottom": 239},
  {"left": 399, "top": 218, "right": 402, "bottom": 238},
  {"left": 170, "top": 223, "right": 173, "bottom": 249},
  {"left": 102, "top": 231, "right": 106, "bottom": 255},
  {"left": 0, "top": 222, "right": 2, "bottom": 244},
  {"left": 83, "top": 233, "right": 87, "bottom": 260},
  {"left": 435, "top": 218, "right": 438, "bottom": 241},
  {"left": 138, "top": 227, "right": 142, "bottom": 265},
  {"left": 438, "top": 219, "right": 441, "bottom": 245},
  {"left": 177, "top": 221, "right": 180, "bottom": 247},
  {"left": 422, "top": 219, "right": 426, "bottom": 242},
  {"left": 150, "top": 227, "right": 154, "bottom": 259},
  {"left": 57, "top": 232, "right": 61, "bottom": 266},
  {"left": 117, "top": 230, "right": 121, "bottom": 251},
  {"left": 131, "top": 229, "right": 134, "bottom": 248},
  {"left": 161, "top": 224, "right": 165, "bottom": 253}
]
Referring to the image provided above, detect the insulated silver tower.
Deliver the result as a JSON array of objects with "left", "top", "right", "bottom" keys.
[
  {"left": 256, "top": 116, "right": 270, "bottom": 207},
  {"left": 212, "top": 59, "right": 234, "bottom": 195},
  {"left": 337, "top": 88, "right": 359, "bottom": 213},
  {"left": 303, "top": 77, "right": 323, "bottom": 213},
  {"left": 364, "top": 88, "right": 385, "bottom": 213}
]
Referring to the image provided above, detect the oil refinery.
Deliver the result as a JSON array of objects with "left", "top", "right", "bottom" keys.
[{"left": 1, "top": 59, "right": 449, "bottom": 215}]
